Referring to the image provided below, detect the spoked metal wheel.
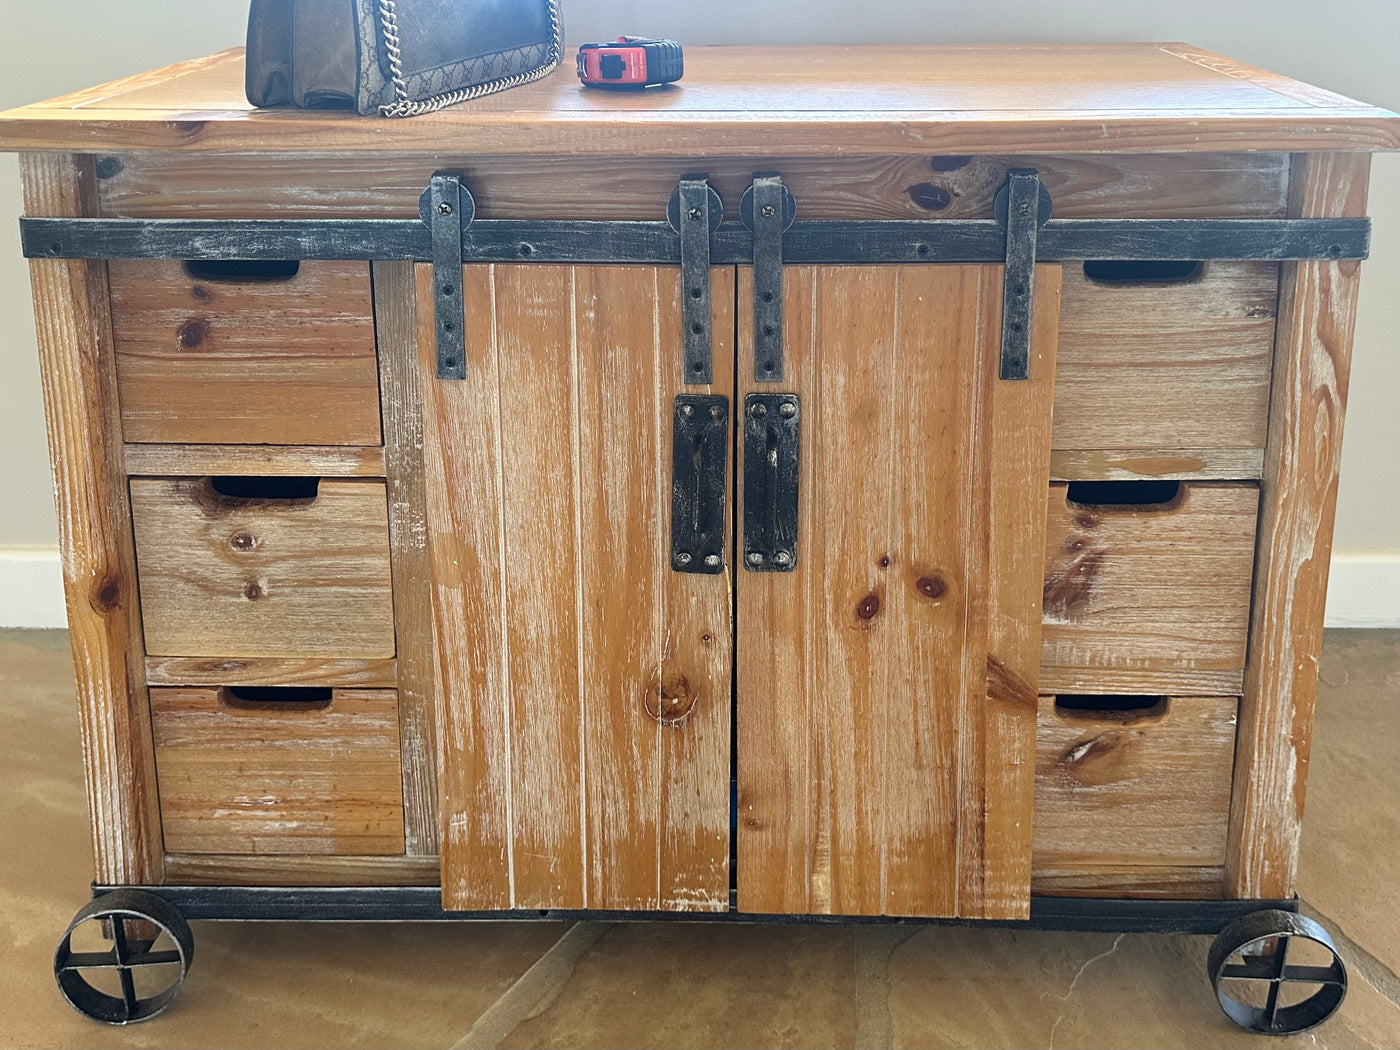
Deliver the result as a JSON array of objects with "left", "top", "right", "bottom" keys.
[
  {"left": 54, "top": 888, "right": 194, "bottom": 1024},
  {"left": 1208, "top": 909, "right": 1347, "bottom": 1035}
]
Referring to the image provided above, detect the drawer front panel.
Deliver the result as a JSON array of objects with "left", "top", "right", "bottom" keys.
[
  {"left": 110, "top": 259, "right": 382, "bottom": 446},
  {"left": 1041, "top": 481, "right": 1259, "bottom": 686},
  {"left": 1032, "top": 695, "right": 1237, "bottom": 896},
  {"left": 131, "top": 476, "right": 396, "bottom": 658},
  {"left": 151, "top": 686, "right": 405, "bottom": 855},
  {"left": 1053, "top": 261, "right": 1278, "bottom": 457}
]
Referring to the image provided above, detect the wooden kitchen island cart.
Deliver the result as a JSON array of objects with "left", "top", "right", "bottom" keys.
[{"left": 2, "top": 43, "right": 1397, "bottom": 1033}]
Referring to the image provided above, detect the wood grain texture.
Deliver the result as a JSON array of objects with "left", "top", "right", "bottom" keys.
[
  {"left": 21, "top": 152, "right": 164, "bottom": 886},
  {"left": 163, "top": 852, "right": 439, "bottom": 887},
  {"left": 125, "top": 444, "right": 385, "bottom": 478},
  {"left": 130, "top": 477, "right": 396, "bottom": 658},
  {"left": 1032, "top": 865, "right": 1225, "bottom": 899},
  {"left": 1227, "top": 153, "right": 1371, "bottom": 900},
  {"left": 1033, "top": 696, "right": 1236, "bottom": 873},
  {"left": 372, "top": 261, "right": 437, "bottom": 857},
  {"left": 1041, "top": 483, "right": 1259, "bottom": 683},
  {"left": 1050, "top": 448, "right": 1264, "bottom": 483},
  {"left": 423, "top": 264, "right": 732, "bottom": 911},
  {"left": 1, "top": 45, "right": 1396, "bottom": 155},
  {"left": 109, "top": 259, "right": 381, "bottom": 446},
  {"left": 150, "top": 687, "right": 405, "bottom": 855},
  {"left": 1054, "top": 262, "right": 1277, "bottom": 453},
  {"left": 736, "top": 264, "right": 1058, "bottom": 919},
  {"left": 145, "top": 656, "right": 396, "bottom": 689},
  {"left": 1039, "top": 666, "right": 1243, "bottom": 697},
  {"left": 95, "top": 151, "right": 1291, "bottom": 222}
]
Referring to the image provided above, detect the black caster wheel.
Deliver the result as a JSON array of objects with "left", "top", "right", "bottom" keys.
[
  {"left": 1208, "top": 908, "right": 1347, "bottom": 1035},
  {"left": 54, "top": 888, "right": 195, "bottom": 1024}
]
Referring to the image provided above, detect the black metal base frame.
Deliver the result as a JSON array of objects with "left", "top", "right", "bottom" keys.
[{"left": 94, "top": 885, "right": 1296, "bottom": 936}]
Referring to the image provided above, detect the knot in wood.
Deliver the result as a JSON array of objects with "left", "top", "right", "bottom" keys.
[
  {"left": 645, "top": 670, "right": 698, "bottom": 728},
  {"left": 916, "top": 574, "right": 947, "bottom": 600}
]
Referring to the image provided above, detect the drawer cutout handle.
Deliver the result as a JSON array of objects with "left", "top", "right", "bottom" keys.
[
  {"left": 1066, "top": 480, "right": 1181, "bottom": 510},
  {"left": 1054, "top": 695, "right": 1169, "bottom": 725},
  {"left": 1083, "top": 260, "right": 1204, "bottom": 285},
  {"left": 221, "top": 686, "right": 333, "bottom": 711},
  {"left": 208, "top": 475, "right": 320, "bottom": 503},
  {"left": 184, "top": 259, "right": 301, "bottom": 282}
]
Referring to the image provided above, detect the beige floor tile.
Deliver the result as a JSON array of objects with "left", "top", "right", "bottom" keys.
[
  {"left": 498, "top": 922, "right": 860, "bottom": 1050},
  {"left": 1298, "top": 629, "right": 1400, "bottom": 976}
]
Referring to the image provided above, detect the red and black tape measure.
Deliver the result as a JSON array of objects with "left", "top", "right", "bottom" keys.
[{"left": 577, "top": 37, "right": 684, "bottom": 89}]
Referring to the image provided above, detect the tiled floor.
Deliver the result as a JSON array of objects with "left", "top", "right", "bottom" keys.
[{"left": 1, "top": 628, "right": 1396, "bottom": 1049}]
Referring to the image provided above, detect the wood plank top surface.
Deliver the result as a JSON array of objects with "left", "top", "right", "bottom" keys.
[{"left": 0, "top": 43, "right": 1395, "bottom": 156}]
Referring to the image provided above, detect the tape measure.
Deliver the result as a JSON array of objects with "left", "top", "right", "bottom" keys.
[{"left": 577, "top": 37, "right": 684, "bottom": 89}]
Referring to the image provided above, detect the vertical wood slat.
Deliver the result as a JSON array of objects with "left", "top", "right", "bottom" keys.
[
  {"left": 372, "top": 261, "right": 437, "bottom": 856},
  {"left": 419, "top": 263, "right": 511, "bottom": 906},
  {"left": 736, "top": 265, "right": 1057, "bottom": 918},
  {"left": 426, "top": 264, "right": 732, "bottom": 911},
  {"left": 1226, "top": 152, "right": 1371, "bottom": 900},
  {"left": 972, "top": 265, "right": 1062, "bottom": 917},
  {"left": 659, "top": 273, "right": 735, "bottom": 912},
  {"left": 21, "top": 152, "right": 164, "bottom": 885}
]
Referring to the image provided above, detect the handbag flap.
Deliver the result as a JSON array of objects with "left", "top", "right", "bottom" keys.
[{"left": 376, "top": 0, "right": 553, "bottom": 79}]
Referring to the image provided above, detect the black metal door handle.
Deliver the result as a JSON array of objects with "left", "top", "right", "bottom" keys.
[
  {"left": 742, "top": 393, "right": 800, "bottom": 572},
  {"left": 671, "top": 394, "right": 728, "bottom": 574}
]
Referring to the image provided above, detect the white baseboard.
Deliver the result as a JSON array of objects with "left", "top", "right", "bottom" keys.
[
  {"left": 1324, "top": 551, "right": 1400, "bottom": 628},
  {"left": 1, "top": 545, "right": 1397, "bottom": 630},
  {"left": 0, "top": 546, "right": 66, "bottom": 628}
]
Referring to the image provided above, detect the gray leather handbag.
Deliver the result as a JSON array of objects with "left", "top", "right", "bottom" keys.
[{"left": 246, "top": 0, "right": 564, "bottom": 117}]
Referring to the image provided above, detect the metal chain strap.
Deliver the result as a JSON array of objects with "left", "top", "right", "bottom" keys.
[{"left": 377, "top": 0, "right": 563, "bottom": 117}]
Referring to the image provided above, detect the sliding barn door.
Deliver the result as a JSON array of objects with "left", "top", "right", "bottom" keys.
[
  {"left": 736, "top": 264, "right": 1061, "bottom": 919},
  {"left": 420, "top": 264, "right": 733, "bottom": 912}
]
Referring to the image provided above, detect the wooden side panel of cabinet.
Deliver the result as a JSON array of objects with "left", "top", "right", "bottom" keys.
[
  {"left": 21, "top": 153, "right": 165, "bottom": 885},
  {"left": 1227, "top": 152, "right": 1371, "bottom": 899},
  {"left": 421, "top": 264, "right": 733, "bottom": 911},
  {"left": 736, "top": 264, "right": 1059, "bottom": 919}
]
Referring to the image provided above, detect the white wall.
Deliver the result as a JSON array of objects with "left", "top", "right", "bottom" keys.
[{"left": 1, "top": 1, "right": 1396, "bottom": 624}]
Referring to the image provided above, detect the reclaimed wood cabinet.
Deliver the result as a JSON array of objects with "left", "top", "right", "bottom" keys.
[{"left": 3, "top": 43, "right": 1397, "bottom": 1031}]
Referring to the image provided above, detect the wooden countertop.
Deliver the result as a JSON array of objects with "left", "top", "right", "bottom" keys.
[{"left": 0, "top": 43, "right": 1396, "bottom": 156}]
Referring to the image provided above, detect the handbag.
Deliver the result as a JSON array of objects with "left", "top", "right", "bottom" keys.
[{"left": 245, "top": 0, "right": 564, "bottom": 117}]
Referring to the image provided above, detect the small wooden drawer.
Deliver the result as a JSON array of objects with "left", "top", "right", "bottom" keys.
[
  {"left": 109, "top": 259, "right": 382, "bottom": 446},
  {"left": 131, "top": 476, "right": 396, "bottom": 659},
  {"left": 1053, "top": 260, "right": 1277, "bottom": 457},
  {"left": 1041, "top": 480, "right": 1259, "bottom": 693},
  {"left": 150, "top": 686, "right": 405, "bottom": 855},
  {"left": 1032, "top": 694, "right": 1237, "bottom": 898}
]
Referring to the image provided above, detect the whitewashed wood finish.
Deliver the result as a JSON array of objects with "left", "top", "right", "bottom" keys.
[
  {"left": 1227, "top": 153, "right": 1371, "bottom": 900},
  {"left": 737, "top": 264, "right": 1059, "bottom": 919},
  {"left": 1033, "top": 696, "right": 1237, "bottom": 872},
  {"left": 125, "top": 444, "right": 386, "bottom": 478},
  {"left": 130, "top": 477, "right": 396, "bottom": 658},
  {"left": 1041, "top": 483, "right": 1259, "bottom": 686},
  {"left": 109, "top": 259, "right": 382, "bottom": 446},
  {"left": 423, "top": 264, "right": 733, "bottom": 912},
  {"left": 21, "top": 152, "right": 164, "bottom": 885},
  {"left": 1049, "top": 448, "right": 1264, "bottom": 482},
  {"left": 373, "top": 261, "right": 437, "bottom": 857},
  {"left": 1054, "top": 261, "right": 1278, "bottom": 454},
  {"left": 95, "top": 151, "right": 1290, "bottom": 221},
  {"left": 151, "top": 687, "right": 405, "bottom": 855},
  {"left": 145, "top": 655, "right": 397, "bottom": 688}
]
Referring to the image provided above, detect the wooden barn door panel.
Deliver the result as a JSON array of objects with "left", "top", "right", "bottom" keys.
[
  {"left": 735, "top": 264, "right": 1061, "bottom": 919},
  {"left": 420, "top": 264, "right": 733, "bottom": 912}
]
